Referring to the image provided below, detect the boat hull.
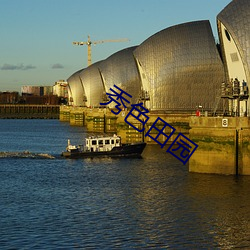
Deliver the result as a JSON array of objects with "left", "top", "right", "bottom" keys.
[{"left": 62, "top": 142, "right": 146, "bottom": 159}]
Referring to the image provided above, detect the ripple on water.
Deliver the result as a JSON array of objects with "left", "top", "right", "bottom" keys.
[{"left": 0, "top": 121, "right": 250, "bottom": 249}]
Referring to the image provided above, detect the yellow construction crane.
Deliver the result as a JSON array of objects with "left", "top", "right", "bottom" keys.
[{"left": 73, "top": 35, "right": 129, "bottom": 66}]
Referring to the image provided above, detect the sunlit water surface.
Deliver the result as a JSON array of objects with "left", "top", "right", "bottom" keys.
[{"left": 0, "top": 120, "right": 250, "bottom": 249}]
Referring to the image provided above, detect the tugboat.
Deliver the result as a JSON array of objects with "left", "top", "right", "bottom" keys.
[{"left": 61, "top": 134, "right": 146, "bottom": 158}]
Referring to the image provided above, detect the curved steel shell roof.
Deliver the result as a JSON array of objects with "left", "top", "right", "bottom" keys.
[
  {"left": 134, "top": 20, "right": 225, "bottom": 112},
  {"left": 217, "top": 0, "right": 250, "bottom": 83},
  {"left": 79, "top": 61, "right": 104, "bottom": 108},
  {"left": 67, "top": 69, "right": 86, "bottom": 106},
  {"left": 99, "top": 46, "right": 141, "bottom": 108}
]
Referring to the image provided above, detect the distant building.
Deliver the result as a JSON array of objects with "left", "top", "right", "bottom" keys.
[
  {"left": 22, "top": 95, "right": 59, "bottom": 105},
  {"left": 21, "top": 86, "right": 53, "bottom": 96},
  {"left": 0, "top": 92, "right": 19, "bottom": 104},
  {"left": 20, "top": 85, "right": 59, "bottom": 105},
  {"left": 21, "top": 86, "right": 40, "bottom": 96},
  {"left": 43, "top": 86, "right": 53, "bottom": 96},
  {"left": 52, "top": 80, "right": 68, "bottom": 98}
]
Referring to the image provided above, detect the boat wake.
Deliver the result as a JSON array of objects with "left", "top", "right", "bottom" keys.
[{"left": 0, "top": 151, "right": 55, "bottom": 159}]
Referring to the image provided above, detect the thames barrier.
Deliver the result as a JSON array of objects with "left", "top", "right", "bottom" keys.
[
  {"left": 59, "top": 105, "right": 250, "bottom": 175},
  {"left": 61, "top": 0, "right": 250, "bottom": 175},
  {"left": 1, "top": 0, "right": 249, "bottom": 175}
]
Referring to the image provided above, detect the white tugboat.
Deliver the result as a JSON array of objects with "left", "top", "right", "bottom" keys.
[{"left": 62, "top": 134, "right": 146, "bottom": 158}]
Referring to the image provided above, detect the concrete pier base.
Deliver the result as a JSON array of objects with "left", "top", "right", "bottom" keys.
[
  {"left": 59, "top": 106, "right": 190, "bottom": 143},
  {"left": 60, "top": 106, "right": 250, "bottom": 175},
  {"left": 70, "top": 110, "right": 85, "bottom": 126},
  {"left": 189, "top": 117, "right": 250, "bottom": 175},
  {"left": 59, "top": 106, "right": 71, "bottom": 122}
]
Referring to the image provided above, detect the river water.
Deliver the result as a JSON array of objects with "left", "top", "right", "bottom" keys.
[{"left": 0, "top": 119, "right": 249, "bottom": 249}]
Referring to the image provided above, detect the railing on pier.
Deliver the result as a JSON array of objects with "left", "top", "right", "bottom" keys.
[{"left": 0, "top": 105, "right": 60, "bottom": 119}]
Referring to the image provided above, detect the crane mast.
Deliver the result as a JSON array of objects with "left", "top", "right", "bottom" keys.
[{"left": 73, "top": 35, "right": 129, "bottom": 66}]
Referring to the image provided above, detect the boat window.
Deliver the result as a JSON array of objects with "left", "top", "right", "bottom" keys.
[
  {"left": 111, "top": 139, "right": 114, "bottom": 144},
  {"left": 98, "top": 140, "right": 103, "bottom": 145},
  {"left": 92, "top": 140, "right": 97, "bottom": 145},
  {"left": 105, "top": 140, "right": 110, "bottom": 144},
  {"left": 116, "top": 139, "right": 120, "bottom": 144}
]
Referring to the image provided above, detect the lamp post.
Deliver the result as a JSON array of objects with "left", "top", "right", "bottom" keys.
[{"left": 198, "top": 105, "right": 203, "bottom": 116}]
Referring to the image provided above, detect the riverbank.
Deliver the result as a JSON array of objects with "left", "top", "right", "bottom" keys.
[
  {"left": 60, "top": 106, "right": 250, "bottom": 175},
  {"left": 0, "top": 119, "right": 250, "bottom": 249},
  {"left": 0, "top": 104, "right": 59, "bottom": 119}
]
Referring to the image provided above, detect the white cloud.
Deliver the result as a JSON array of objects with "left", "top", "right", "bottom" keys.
[
  {"left": 1, "top": 63, "right": 36, "bottom": 70},
  {"left": 51, "top": 63, "right": 64, "bottom": 69}
]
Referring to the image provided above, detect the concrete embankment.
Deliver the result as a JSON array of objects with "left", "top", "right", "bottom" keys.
[
  {"left": 189, "top": 117, "right": 250, "bottom": 175},
  {"left": 59, "top": 106, "right": 190, "bottom": 144},
  {"left": 0, "top": 105, "right": 60, "bottom": 119},
  {"left": 60, "top": 106, "right": 250, "bottom": 175}
]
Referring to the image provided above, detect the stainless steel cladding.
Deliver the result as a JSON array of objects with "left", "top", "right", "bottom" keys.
[
  {"left": 217, "top": 0, "right": 250, "bottom": 115},
  {"left": 79, "top": 61, "right": 104, "bottom": 108},
  {"left": 217, "top": 0, "right": 250, "bottom": 83},
  {"left": 67, "top": 69, "right": 85, "bottom": 106},
  {"left": 99, "top": 46, "right": 141, "bottom": 109},
  {"left": 133, "top": 20, "right": 225, "bottom": 112}
]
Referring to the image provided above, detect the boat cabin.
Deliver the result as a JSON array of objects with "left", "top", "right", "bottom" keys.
[{"left": 85, "top": 135, "right": 121, "bottom": 152}]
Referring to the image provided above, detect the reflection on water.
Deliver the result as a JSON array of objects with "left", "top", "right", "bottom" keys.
[
  {"left": 0, "top": 120, "right": 249, "bottom": 249},
  {"left": 186, "top": 174, "right": 250, "bottom": 248}
]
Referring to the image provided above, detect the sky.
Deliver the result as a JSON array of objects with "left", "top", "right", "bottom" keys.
[{"left": 0, "top": 0, "right": 232, "bottom": 92}]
